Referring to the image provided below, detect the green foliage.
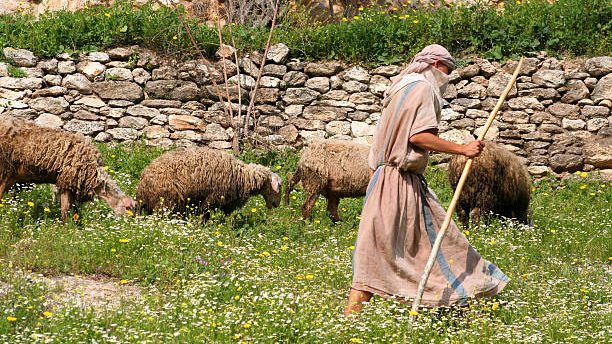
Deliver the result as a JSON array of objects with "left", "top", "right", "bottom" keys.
[
  {"left": 0, "top": 144, "right": 610, "bottom": 342},
  {"left": 0, "top": 0, "right": 609, "bottom": 66},
  {"left": 5, "top": 64, "right": 25, "bottom": 78}
]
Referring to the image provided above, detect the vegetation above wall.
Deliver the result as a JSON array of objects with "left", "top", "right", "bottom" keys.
[{"left": 0, "top": 0, "right": 610, "bottom": 65}]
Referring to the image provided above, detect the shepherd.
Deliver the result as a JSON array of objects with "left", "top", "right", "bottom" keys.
[{"left": 344, "top": 45, "right": 508, "bottom": 316}]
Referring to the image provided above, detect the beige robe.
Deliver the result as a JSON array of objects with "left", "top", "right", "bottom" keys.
[{"left": 351, "top": 71, "right": 507, "bottom": 306}]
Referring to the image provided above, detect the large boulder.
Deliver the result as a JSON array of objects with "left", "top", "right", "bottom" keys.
[
  {"left": 144, "top": 80, "right": 201, "bottom": 101},
  {"left": 3, "top": 47, "right": 37, "bottom": 67},
  {"left": 95, "top": 81, "right": 144, "bottom": 101},
  {"left": 584, "top": 56, "right": 612, "bottom": 77}
]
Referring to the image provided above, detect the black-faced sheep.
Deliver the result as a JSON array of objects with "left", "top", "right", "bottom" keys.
[
  {"left": 284, "top": 140, "right": 370, "bottom": 222},
  {"left": 448, "top": 141, "right": 531, "bottom": 227},
  {"left": 0, "top": 116, "right": 135, "bottom": 221},
  {"left": 135, "top": 147, "right": 282, "bottom": 215}
]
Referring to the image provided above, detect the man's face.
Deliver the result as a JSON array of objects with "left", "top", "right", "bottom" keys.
[{"left": 433, "top": 61, "right": 450, "bottom": 75}]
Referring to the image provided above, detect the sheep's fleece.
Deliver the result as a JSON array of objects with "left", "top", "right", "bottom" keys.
[
  {"left": 136, "top": 147, "right": 282, "bottom": 214},
  {"left": 0, "top": 115, "right": 105, "bottom": 200},
  {"left": 285, "top": 140, "right": 370, "bottom": 221},
  {"left": 448, "top": 140, "right": 532, "bottom": 226}
]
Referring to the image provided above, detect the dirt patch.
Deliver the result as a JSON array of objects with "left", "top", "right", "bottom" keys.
[
  {"left": 36, "top": 274, "right": 144, "bottom": 311},
  {"left": 1, "top": 271, "right": 147, "bottom": 312}
]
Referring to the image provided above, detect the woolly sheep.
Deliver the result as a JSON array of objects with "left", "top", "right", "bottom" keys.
[
  {"left": 284, "top": 140, "right": 370, "bottom": 222},
  {"left": 0, "top": 116, "right": 135, "bottom": 221},
  {"left": 135, "top": 147, "right": 282, "bottom": 215},
  {"left": 447, "top": 141, "right": 532, "bottom": 227}
]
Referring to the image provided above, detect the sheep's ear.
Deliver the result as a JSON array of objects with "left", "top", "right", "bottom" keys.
[{"left": 271, "top": 173, "right": 281, "bottom": 193}]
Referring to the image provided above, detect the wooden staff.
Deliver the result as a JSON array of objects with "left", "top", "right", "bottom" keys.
[{"left": 409, "top": 57, "right": 525, "bottom": 322}]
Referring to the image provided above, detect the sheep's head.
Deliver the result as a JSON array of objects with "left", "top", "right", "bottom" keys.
[
  {"left": 96, "top": 168, "right": 135, "bottom": 215},
  {"left": 262, "top": 171, "right": 282, "bottom": 209}
]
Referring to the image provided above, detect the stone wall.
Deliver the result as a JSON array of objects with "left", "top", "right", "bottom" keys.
[{"left": 1, "top": 45, "right": 610, "bottom": 177}]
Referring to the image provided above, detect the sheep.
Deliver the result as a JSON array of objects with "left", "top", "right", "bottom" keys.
[
  {"left": 447, "top": 141, "right": 532, "bottom": 227},
  {"left": 135, "top": 147, "right": 282, "bottom": 216},
  {"left": 0, "top": 116, "right": 135, "bottom": 221},
  {"left": 284, "top": 140, "right": 371, "bottom": 222}
]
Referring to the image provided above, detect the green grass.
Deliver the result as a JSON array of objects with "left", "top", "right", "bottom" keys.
[
  {"left": 0, "top": 0, "right": 609, "bottom": 66},
  {"left": 0, "top": 144, "right": 610, "bottom": 343}
]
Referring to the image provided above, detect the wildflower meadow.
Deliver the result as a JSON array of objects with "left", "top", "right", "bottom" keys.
[{"left": 0, "top": 144, "right": 609, "bottom": 343}]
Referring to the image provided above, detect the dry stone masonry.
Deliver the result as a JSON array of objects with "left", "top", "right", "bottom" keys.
[{"left": 1, "top": 45, "right": 610, "bottom": 177}]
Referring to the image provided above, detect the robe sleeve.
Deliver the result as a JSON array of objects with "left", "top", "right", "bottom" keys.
[{"left": 408, "top": 84, "right": 440, "bottom": 138}]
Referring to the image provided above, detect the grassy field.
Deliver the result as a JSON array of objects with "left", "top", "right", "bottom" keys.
[{"left": 0, "top": 144, "right": 610, "bottom": 343}]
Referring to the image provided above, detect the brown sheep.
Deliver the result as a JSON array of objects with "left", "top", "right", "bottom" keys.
[
  {"left": 135, "top": 147, "right": 282, "bottom": 216},
  {"left": 448, "top": 141, "right": 532, "bottom": 227},
  {"left": 0, "top": 116, "right": 134, "bottom": 221},
  {"left": 284, "top": 140, "right": 370, "bottom": 222}
]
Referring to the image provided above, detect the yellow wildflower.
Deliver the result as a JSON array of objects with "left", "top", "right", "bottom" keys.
[
  {"left": 27, "top": 201, "right": 34, "bottom": 207},
  {"left": 72, "top": 213, "right": 79, "bottom": 221},
  {"left": 305, "top": 274, "right": 314, "bottom": 280},
  {"left": 217, "top": 241, "right": 224, "bottom": 247},
  {"left": 463, "top": 230, "right": 470, "bottom": 236},
  {"left": 44, "top": 207, "right": 50, "bottom": 213},
  {"left": 409, "top": 310, "right": 419, "bottom": 316},
  {"left": 353, "top": 16, "right": 359, "bottom": 20},
  {"left": 491, "top": 303, "right": 500, "bottom": 310},
  {"left": 120, "top": 279, "right": 128, "bottom": 284},
  {"left": 580, "top": 185, "right": 587, "bottom": 189},
  {"left": 342, "top": 17, "right": 348, "bottom": 22},
  {"left": 172, "top": 35, "right": 178, "bottom": 40},
  {"left": 281, "top": 245, "right": 288, "bottom": 251},
  {"left": 126, "top": 210, "right": 134, "bottom": 216},
  {"left": 580, "top": 171, "right": 588, "bottom": 178},
  {"left": 111, "top": 248, "right": 116, "bottom": 253},
  {"left": 251, "top": 208, "right": 257, "bottom": 213},
  {"left": 119, "top": 238, "right": 129, "bottom": 243},
  {"left": 276, "top": 165, "right": 282, "bottom": 170},
  {"left": 413, "top": 20, "right": 419, "bottom": 24},
  {"left": 243, "top": 322, "right": 251, "bottom": 329},
  {"left": 104, "top": 12, "right": 111, "bottom": 18},
  {"left": 358, "top": 7, "right": 364, "bottom": 11},
  {"left": 6, "top": 316, "right": 17, "bottom": 322},
  {"left": 43, "top": 311, "right": 52, "bottom": 318},
  {"left": 350, "top": 339, "right": 362, "bottom": 343}
]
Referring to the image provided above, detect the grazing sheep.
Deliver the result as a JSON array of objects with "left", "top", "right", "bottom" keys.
[
  {"left": 135, "top": 147, "right": 282, "bottom": 215},
  {"left": 0, "top": 116, "right": 135, "bottom": 221},
  {"left": 284, "top": 140, "right": 370, "bottom": 222},
  {"left": 448, "top": 141, "right": 531, "bottom": 227}
]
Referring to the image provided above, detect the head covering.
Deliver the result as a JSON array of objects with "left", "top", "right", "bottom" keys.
[
  {"left": 383, "top": 44, "right": 455, "bottom": 106},
  {"left": 403, "top": 44, "right": 456, "bottom": 74}
]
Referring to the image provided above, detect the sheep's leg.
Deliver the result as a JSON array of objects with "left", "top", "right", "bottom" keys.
[
  {"left": 327, "top": 195, "right": 340, "bottom": 223},
  {"left": 0, "top": 178, "right": 13, "bottom": 199},
  {"left": 470, "top": 208, "right": 482, "bottom": 227},
  {"left": 60, "top": 190, "right": 72, "bottom": 222},
  {"left": 301, "top": 192, "right": 319, "bottom": 220},
  {"left": 457, "top": 206, "right": 470, "bottom": 229}
]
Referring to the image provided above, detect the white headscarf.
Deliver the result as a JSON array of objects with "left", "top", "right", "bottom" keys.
[{"left": 383, "top": 44, "right": 455, "bottom": 106}]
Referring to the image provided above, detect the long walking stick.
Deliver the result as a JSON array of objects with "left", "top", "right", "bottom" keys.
[{"left": 409, "top": 57, "right": 525, "bottom": 322}]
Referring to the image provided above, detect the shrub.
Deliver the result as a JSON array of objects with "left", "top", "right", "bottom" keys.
[{"left": 0, "top": 0, "right": 609, "bottom": 66}]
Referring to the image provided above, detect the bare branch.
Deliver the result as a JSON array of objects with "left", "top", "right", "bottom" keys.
[{"left": 243, "top": 0, "right": 281, "bottom": 141}]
